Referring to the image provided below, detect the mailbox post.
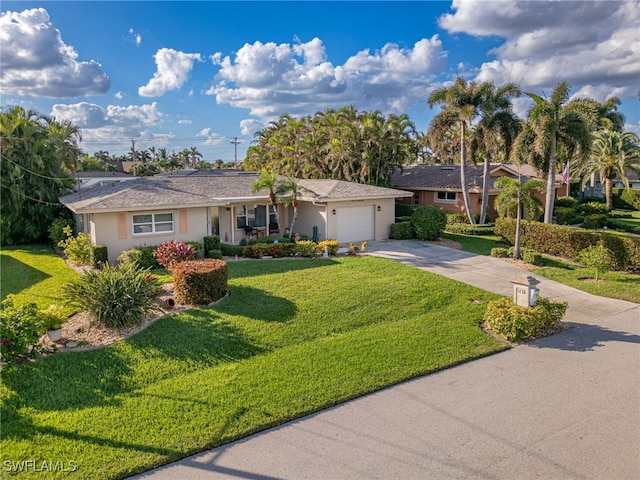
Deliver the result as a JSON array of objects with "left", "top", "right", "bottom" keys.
[{"left": 511, "top": 275, "right": 541, "bottom": 307}]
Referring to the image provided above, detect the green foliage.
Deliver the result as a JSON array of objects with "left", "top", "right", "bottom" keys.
[
  {"left": 154, "top": 241, "right": 196, "bottom": 271},
  {"left": 0, "top": 295, "right": 45, "bottom": 365},
  {"left": 395, "top": 203, "right": 417, "bottom": 217},
  {"left": 490, "top": 247, "right": 509, "bottom": 258},
  {"left": 61, "top": 263, "right": 160, "bottom": 328},
  {"left": 554, "top": 196, "right": 580, "bottom": 209},
  {"left": 1, "top": 106, "right": 79, "bottom": 245},
  {"left": 48, "top": 218, "right": 75, "bottom": 244},
  {"left": 411, "top": 205, "right": 447, "bottom": 241},
  {"left": 446, "top": 213, "right": 470, "bottom": 225},
  {"left": 522, "top": 250, "right": 544, "bottom": 266},
  {"left": 39, "top": 304, "right": 67, "bottom": 331},
  {"left": 186, "top": 241, "right": 204, "bottom": 259},
  {"left": 579, "top": 202, "right": 610, "bottom": 215},
  {"left": 173, "top": 259, "right": 228, "bottom": 305},
  {"left": 221, "top": 243, "right": 245, "bottom": 257},
  {"left": 495, "top": 218, "right": 640, "bottom": 272},
  {"left": 208, "top": 249, "right": 224, "bottom": 260},
  {"left": 242, "top": 243, "right": 297, "bottom": 259},
  {"left": 445, "top": 223, "right": 495, "bottom": 235},
  {"left": 317, "top": 240, "right": 339, "bottom": 256},
  {"left": 117, "top": 246, "right": 161, "bottom": 269},
  {"left": 204, "top": 235, "right": 222, "bottom": 257},
  {"left": 91, "top": 245, "right": 108, "bottom": 268},
  {"left": 57, "top": 225, "right": 91, "bottom": 265},
  {"left": 295, "top": 240, "right": 318, "bottom": 257},
  {"left": 554, "top": 206, "right": 578, "bottom": 225},
  {"left": 583, "top": 214, "right": 609, "bottom": 229},
  {"left": 612, "top": 188, "right": 640, "bottom": 210},
  {"left": 578, "top": 244, "right": 612, "bottom": 281},
  {"left": 389, "top": 221, "right": 414, "bottom": 240},
  {"left": 484, "top": 297, "right": 567, "bottom": 342}
]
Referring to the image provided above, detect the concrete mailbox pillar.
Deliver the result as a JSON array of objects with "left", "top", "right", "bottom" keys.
[{"left": 511, "top": 275, "right": 541, "bottom": 307}]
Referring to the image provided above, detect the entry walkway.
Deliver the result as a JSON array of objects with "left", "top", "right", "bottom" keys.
[{"left": 133, "top": 240, "right": 639, "bottom": 480}]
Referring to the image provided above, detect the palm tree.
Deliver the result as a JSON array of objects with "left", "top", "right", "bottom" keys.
[
  {"left": 469, "top": 82, "right": 521, "bottom": 223},
  {"left": 511, "top": 82, "right": 597, "bottom": 223},
  {"left": 189, "top": 147, "right": 202, "bottom": 168},
  {"left": 252, "top": 169, "right": 280, "bottom": 233},
  {"left": 575, "top": 130, "right": 640, "bottom": 209},
  {"left": 276, "top": 176, "right": 308, "bottom": 240},
  {"left": 494, "top": 177, "right": 546, "bottom": 259},
  {"left": 596, "top": 97, "right": 625, "bottom": 132},
  {"left": 428, "top": 77, "right": 493, "bottom": 224}
]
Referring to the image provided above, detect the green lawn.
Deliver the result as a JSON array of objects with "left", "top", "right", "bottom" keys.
[
  {"left": 441, "top": 232, "right": 505, "bottom": 255},
  {"left": 0, "top": 256, "right": 508, "bottom": 479},
  {"left": 0, "top": 244, "right": 80, "bottom": 317}
]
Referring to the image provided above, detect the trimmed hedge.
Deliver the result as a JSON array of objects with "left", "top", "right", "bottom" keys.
[
  {"left": 613, "top": 188, "right": 640, "bottom": 210},
  {"left": 242, "top": 243, "right": 297, "bottom": 259},
  {"left": 316, "top": 240, "right": 339, "bottom": 256},
  {"left": 411, "top": 205, "right": 447, "bottom": 241},
  {"left": 173, "top": 259, "right": 228, "bottom": 305},
  {"left": 389, "top": 221, "right": 414, "bottom": 240},
  {"left": 444, "top": 223, "right": 495, "bottom": 235},
  {"left": 495, "top": 218, "right": 640, "bottom": 272},
  {"left": 220, "top": 243, "right": 245, "bottom": 257}
]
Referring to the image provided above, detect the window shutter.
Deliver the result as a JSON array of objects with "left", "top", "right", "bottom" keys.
[
  {"left": 179, "top": 209, "right": 188, "bottom": 234},
  {"left": 117, "top": 214, "right": 127, "bottom": 239}
]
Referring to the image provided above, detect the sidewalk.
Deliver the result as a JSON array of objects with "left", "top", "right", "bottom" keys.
[{"left": 132, "top": 240, "right": 639, "bottom": 480}]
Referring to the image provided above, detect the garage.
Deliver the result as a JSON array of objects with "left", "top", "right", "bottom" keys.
[{"left": 336, "top": 205, "right": 375, "bottom": 243}]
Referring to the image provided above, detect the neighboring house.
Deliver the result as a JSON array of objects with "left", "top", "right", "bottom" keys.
[
  {"left": 580, "top": 168, "right": 640, "bottom": 198},
  {"left": 59, "top": 171, "right": 411, "bottom": 263},
  {"left": 391, "top": 163, "right": 563, "bottom": 219},
  {"left": 72, "top": 171, "right": 135, "bottom": 192}
]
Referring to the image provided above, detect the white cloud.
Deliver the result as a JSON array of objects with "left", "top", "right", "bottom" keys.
[
  {"left": 196, "top": 128, "right": 226, "bottom": 146},
  {"left": 129, "top": 28, "right": 142, "bottom": 46},
  {"left": 114, "top": 91, "right": 124, "bottom": 99},
  {"left": 178, "top": 119, "right": 192, "bottom": 125},
  {"left": 138, "top": 48, "right": 203, "bottom": 97},
  {"left": 439, "top": 0, "right": 640, "bottom": 98},
  {"left": 207, "top": 36, "right": 446, "bottom": 118},
  {"left": 0, "top": 8, "right": 109, "bottom": 97},
  {"left": 240, "top": 118, "right": 266, "bottom": 136}
]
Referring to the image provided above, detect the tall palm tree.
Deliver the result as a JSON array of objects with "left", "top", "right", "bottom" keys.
[
  {"left": 494, "top": 177, "right": 546, "bottom": 259},
  {"left": 428, "top": 77, "right": 493, "bottom": 224},
  {"left": 596, "top": 97, "right": 625, "bottom": 132},
  {"left": 511, "top": 82, "right": 597, "bottom": 223},
  {"left": 575, "top": 130, "right": 640, "bottom": 209},
  {"left": 276, "top": 176, "right": 309, "bottom": 239},
  {"left": 252, "top": 169, "right": 280, "bottom": 233},
  {"left": 189, "top": 146, "right": 202, "bottom": 168},
  {"left": 469, "top": 82, "right": 521, "bottom": 223}
]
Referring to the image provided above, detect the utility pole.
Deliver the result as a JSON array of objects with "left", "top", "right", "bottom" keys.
[{"left": 230, "top": 136, "right": 241, "bottom": 169}]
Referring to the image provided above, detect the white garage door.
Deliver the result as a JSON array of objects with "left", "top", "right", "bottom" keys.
[{"left": 336, "top": 205, "right": 375, "bottom": 243}]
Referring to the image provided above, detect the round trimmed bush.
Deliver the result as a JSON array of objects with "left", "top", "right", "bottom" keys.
[{"left": 411, "top": 205, "right": 447, "bottom": 241}]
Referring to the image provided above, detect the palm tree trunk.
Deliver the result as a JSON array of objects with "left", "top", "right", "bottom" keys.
[
  {"left": 459, "top": 121, "right": 476, "bottom": 224},
  {"left": 544, "top": 136, "right": 557, "bottom": 224},
  {"left": 288, "top": 207, "right": 298, "bottom": 240},
  {"left": 605, "top": 178, "right": 613, "bottom": 210},
  {"left": 479, "top": 156, "right": 490, "bottom": 224}
]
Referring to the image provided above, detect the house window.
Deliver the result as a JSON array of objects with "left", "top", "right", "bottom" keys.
[
  {"left": 435, "top": 191, "right": 457, "bottom": 202},
  {"left": 236, "top": 205, "right": 256, "bottom": 229},
  {"left": 413, "top": 194, "right": 420, "bottom": 205},
  {"left": 132, "top": 212, "right": 174, "bottom": 234}
]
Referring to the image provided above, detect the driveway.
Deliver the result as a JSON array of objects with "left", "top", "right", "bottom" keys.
[{"left": 133, "top": 240, "right": 639, "bottom": 480}]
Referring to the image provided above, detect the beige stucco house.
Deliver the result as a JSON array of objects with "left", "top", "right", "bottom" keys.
[{"left": 60, "top": 171, "right": 411, "bottom": 263}]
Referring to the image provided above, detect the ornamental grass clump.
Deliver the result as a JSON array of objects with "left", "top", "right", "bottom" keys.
[
  {"left": 154, "top": 240, "right": 196, "bottom": 271},
  {"left": 62, "top": 263, "right": 160, "bottom": 328}
]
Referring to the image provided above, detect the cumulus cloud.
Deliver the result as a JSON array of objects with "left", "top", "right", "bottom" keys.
[
  {"left": 0, "top": 8, "right": 110, "bottom": 97},
  {"left": 240, "top": 118, "right": 266, "bottom": 136},
  {"left": 196, "top": 128, "right": 227, "bottom": 146},
  {"left": 51, "top": 102, "right": 165, "bottom": 154},
  {"left": 139, "top": 48, "right": 204, "bottom": 97},
  {"left": 439, "top": 0, "right": 640, "bottom": 98},
  {"left": 207, "top": 36, "right": 446, "bottom": 118}
]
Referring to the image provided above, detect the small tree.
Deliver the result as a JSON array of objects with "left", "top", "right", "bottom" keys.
[
  {"left": 578, "top": 243, "right": 611, "bottom": 282},
  {"left": 57, "top": 225, "right": 92, "bottom": 265},
  {"left": 276, "top": 177, "right": 313, "bottom": 240},
  {"left": 411, "top": 205, "right": 447, "bottom": 241}
]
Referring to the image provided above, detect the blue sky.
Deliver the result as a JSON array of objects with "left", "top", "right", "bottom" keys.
[{"left": 2, "top": 0, "right": 638, "bottom": 163}]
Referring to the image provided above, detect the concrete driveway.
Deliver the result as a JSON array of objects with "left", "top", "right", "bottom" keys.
[{"left": 132, "top": 240, "right": 639, "bottom": 480}]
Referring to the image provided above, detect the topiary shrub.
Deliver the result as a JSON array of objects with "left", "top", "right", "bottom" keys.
[
  {"left": 203, "top": 235, "right": 221, "bottom": 257},
  {"left": 48, "top": 218, "right": 75, "bottom": 244},
  {"left": 154, "top": 241, "right": 196, "bottom": 271},
  {"left": 490, "top": 247, "right": 509, "bottom": 258},
  {"left": 484, "top": 296, "right": 567, "bottom": 343},
  {"left": 91, "top": 245, "right": 108, "bottom": 268},
  {"left": 173, "top": 259, "right": 228, "bottom": 305},
  {"left": 0, "top": 296, "right": 45, "bottom": 365},
  {"left": 62, "top": 263, "right": 160, "bottom": 328},
  {"left": 389, "top": 221, "right": 414, "bottom": 240},
  {"left": 317, "top": 240, "right": 339, "bottom": 256},
  {"left": 411, "top": 205, "right": 447, "bottom": 241},
  {"left": 295, "top": 240, "right": 317, "bottom": 257},
  {"left": 208, "top": 249, "right": 223, "bottom": 260}
]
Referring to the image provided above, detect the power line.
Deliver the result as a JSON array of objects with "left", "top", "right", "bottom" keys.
[{"left": 230, "top": 136, "right": 241, "bottom": 168}]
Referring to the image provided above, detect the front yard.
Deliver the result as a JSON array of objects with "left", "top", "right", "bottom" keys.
[{"left": 0, "top": 254, "right": 508, "bottom": 479}]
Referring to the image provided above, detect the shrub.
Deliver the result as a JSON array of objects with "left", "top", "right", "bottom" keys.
[
  {"left": 614, "top": 188, "right": 640, "bottom": 210},
  {"left": 554, "top": 196, "right": 580, "bottom": 209},
  {"left": 57, "top": 226, "right": 91, "bottom": 265},
  {"left": 522, "top": 250, "right": 544, "bottom": 266},
  {"left": 118, "top": 246, "right": 161, "bottom": 269},
  {"left": 411, "top": 205, "right": 447, "bottom": 241},
  {"left": 447, "top": 213, "right": 469, "bottom": 225},
  {"left": 48, "top": 218, "right": 75, "bottom": 244},
  {"left": 580, "top": 202, "right": 609, "bottom": 215},
  {"left": 295, "top": 240, "right": 318, "bottom": 257},
  {"left": 186, "top": 241, "right": 204, "bottom": 259},
  {"left": 578, "top": 244, "right": 612, "bottom": 281},
  {"left": 580, "top": 196, "right": 605, "bottom": 205},
  {"left": 39, "top": 304, "right": 68, "bottom": 331},
  {"left": 484, "top": 297, "right": 568, "bottom": 343},
  {"left": 474, "top": 213, "right": 491, "bottom": 224},
  {"left": 62, "top": 263, "right": 160, "bottom": 328},
  {"left": 395, "top": 203, "right": 417, "bottom": 217},
  {"left": 0, "top": 296, "right": 45, "bottom": 365},
  {"left": 583, "top": 214, "right": 608, "bottom": 229},
  {"left": 317, "top": 240, "right": 339, "bottom": 256},
  {"left": 221, "top": 243, "right": 245, "bottom": 257},
  {"left": 154, "top": 241, "right": 196, "bottom": 271},
  {"left": 173, "top": 259, "right": 228, "bottom": 305},
  {"left": 203, "top": 235, "right": 221, "bottom": 256},
  {"left": 490, "top": 247, "right": 509, "bottom": 258},
  {"left": 91, "top": 245, "right": 108, "bottom": 268},
  {"left": 445, "top": 223, "right": 495, "bottom": 235},
  {"left": 554, "top": 207, "right": 578, "bottom": 225},
  {"left": 208, "top": 249, "right": 224, "bottom": 260},
  {"left": 389, "top": 221, "right": 414, "bottom": 240}
]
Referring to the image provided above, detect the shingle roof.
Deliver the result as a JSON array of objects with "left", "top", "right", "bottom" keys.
[{"left": 60, "top": 175, "right": 412, "bottom": 213}]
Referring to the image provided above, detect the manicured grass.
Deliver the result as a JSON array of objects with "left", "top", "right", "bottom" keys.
[
  {"left": 441, "top": 232, "right": 505, "bottom": 255},
  {"left": 610, "top": 209, "right": 640, "bottom": 228},
  {"left": 531, "top": 257, "right": 640, "bottom": 303},
  {"left": 0, "top": 244, "right": 80, "bottom": 317},
  {"left": 0, "top": 257, "right": 508, "bottom": 479}
]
